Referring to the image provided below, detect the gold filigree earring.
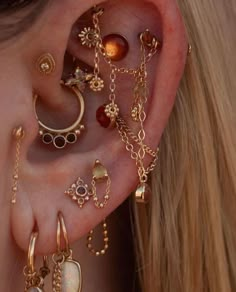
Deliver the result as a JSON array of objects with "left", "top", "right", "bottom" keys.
[
  {"left": 65, "top": 177, "right": 93, "bottom": 208},
  {"left": 52, "top": 212, "right": 82, "bottom": 291}
]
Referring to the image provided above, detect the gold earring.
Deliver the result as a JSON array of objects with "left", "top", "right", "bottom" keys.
[
  {"left": 65, "top": 177, "right": 93, "bottom": 208},
  {"left": 91, "top": 159, "right": 111, "bottom": 209},
  {"left": 23, "top": 232, "right": 50, "bottom": 291},
  {"left": 36, "top": 53, "right": 56, "bottom": 75},
  {"left": 102, "top": 33, "right": 129, "bottom": 62},
  {"left": 34, "top": 85, "right": 85, "bottom": 149},
  {"left": 11, "top": 126, "right": 25, "bottom": 204},
  {"left": 87, "top": 219, "right": 109, "bottom": 256},
  {"left": 52, "top": 212, "right": 82, "bottom": 291},
  {"left": 78, "top": 9, "right": 105, "bottom": 92}
]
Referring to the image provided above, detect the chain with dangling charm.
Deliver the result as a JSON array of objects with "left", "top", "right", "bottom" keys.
[{"left": 52, "top": 212, "right": 82, "bottom": 292}]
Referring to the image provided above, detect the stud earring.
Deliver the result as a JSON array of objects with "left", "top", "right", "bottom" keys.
[
  {"left": 23, "top": 232, "right": 50, "bottom": 291},
  {"left": 87, "top": 219, "right": 109, "bottom": 256},
  {"left": 78, "top": 10, "right": 105, "bottom": 92},
  {"left": 102, "top": 33, "right": 129, "bottom": 61},
  {"left": 11, "top": 126, "right": 25, "bottom": 204},
  {"left": 34, "top": 85, "right": 85, "bottom": 149},
  {"left": 91, "top": 159, "right": 111, "bottom": 209},
  {"left": 64, "top": 66, "right": 94, "bottom": 92},
  {"left": 36, "top": 53, "right": 56, "bottom": 75},
  {"left": 52, "top": 212, "right": 82, "bottom": 291},
  {"left": 65, "top": 177, "right": 92, "bottom": 208}
]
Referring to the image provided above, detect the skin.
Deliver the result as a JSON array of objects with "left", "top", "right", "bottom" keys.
[{"left": 0, "top": 0, "right": 187, "bottom": 290}]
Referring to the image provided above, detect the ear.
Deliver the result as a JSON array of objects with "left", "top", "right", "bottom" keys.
[{"left": 11, "top": 0, "right": 188, "bottom": 254}]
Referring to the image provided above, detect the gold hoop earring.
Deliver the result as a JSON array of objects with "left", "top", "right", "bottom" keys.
[
  {"left": 34, "top": 86, "right": 85, "bottom": 149},
  {"left": 52, "top": 212, "right": 82, "bottom": 291},
  {"left": 23, "top": 232, "right": 50, "bottom": 291}
]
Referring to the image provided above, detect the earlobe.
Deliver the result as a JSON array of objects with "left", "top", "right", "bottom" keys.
[{"left": 10, "top": 0, "right": 188, "bottom": 254}]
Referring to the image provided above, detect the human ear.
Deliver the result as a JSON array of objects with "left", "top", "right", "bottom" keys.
[{"left": 10, "top": 0, "right": 188, "bottom": 253}]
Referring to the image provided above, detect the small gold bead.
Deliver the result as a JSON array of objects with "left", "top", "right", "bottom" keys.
[
  {"left": 104, "top": 237, "right": 109, "bottom": 242},
  {"left": 13, "top": 174, "right": 19, "bottom": 179},
  {"left": 101, "top": 250, "right": 105, "bottom": 255},
  {"left": 12, "top": 186, "right": 17, "bottom": 192},
  {"left": 96, "top": 252, "right": 100, "bottom": 256},
  {"left": 105, "top": 244, "right": 109, "bottom": 249},
  {"left": 87, "top": 244, "right": 92, "bottom": 249},
  {"left": 13, "top": 126, "right": 25, "bottom": 139},
  {"left": 99, "top": 203, "right": 104, "bottom": 208}
]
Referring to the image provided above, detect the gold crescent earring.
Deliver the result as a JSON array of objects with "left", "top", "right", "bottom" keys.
[{"left": 34, "top": 85, "right": 85, "bottom": 149}]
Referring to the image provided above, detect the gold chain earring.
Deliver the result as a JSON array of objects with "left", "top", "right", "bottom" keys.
[
  {"left": 87, "top": 219, "right": 109, "bottom": 256},
  {"left": 91, "top": 159, "right": 111, "bottom": 209},
  {"left": 11, "top": 126, "right": 25, "bottom": 204},
  {"left": 52, "top": 212, "right": 82, "bottom": 292},
  {"left": 23, "top": 232, "right": 50, "bottom": 291}
]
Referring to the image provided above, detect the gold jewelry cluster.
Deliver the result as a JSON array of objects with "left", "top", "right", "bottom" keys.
[{"left": 10, "top": 5, "right": 166, "bottom": 291}]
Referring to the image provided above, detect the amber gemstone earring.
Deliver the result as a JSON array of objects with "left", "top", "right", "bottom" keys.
[{"left": 102, "top": 33, "right": 129, "bottom": 61}]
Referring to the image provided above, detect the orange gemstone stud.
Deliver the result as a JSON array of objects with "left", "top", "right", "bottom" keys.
[
  {"left": 102, "top": 34, "right": 129, "bottom": 61},
  {"left": 36, "top": 53, "right": 56, "bottom": 75}
]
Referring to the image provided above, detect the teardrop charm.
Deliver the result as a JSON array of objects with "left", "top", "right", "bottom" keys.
[
  {"left": 92, "top": 160, "right": 108, "bottom": 181},
  {"left": 135, "top": 183, "right": 151, "bottom": 204}
]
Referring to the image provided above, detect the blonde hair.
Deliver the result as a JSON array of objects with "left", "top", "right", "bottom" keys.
[{"left": 134, "top": 0, "right": 236, "bottom": 291}]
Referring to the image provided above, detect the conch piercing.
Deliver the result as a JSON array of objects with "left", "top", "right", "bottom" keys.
[
  {"left": 36, "top": 53, "right": 56, "bottom": 75},
  {"left": 23, "top": 232, "right": 50, "bottom": 291},
  {"left": 52, "top": 212, "right": 82, "bottom": 291},
  {"left": 11, "top": 126, "right": 25, "bottom": 204},
  {"left": 34, "top": 86, "right": 85, "bottom": 149},
  {"left": 65, "top": 177, "right": 92, "bottom": 208}
]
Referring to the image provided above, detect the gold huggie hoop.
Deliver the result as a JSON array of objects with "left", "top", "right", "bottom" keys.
[
  {"left": 57, "top": 212, "right": 70, "bottom": 255},
  {"left": 24, "top": 232, "right": 50, "bottom": 291},
  {"left": 52, "top": 212, "right": 82, "bottom": 291},
  {"left": 34, "top": 86, "right": 85, "bottom": 149},
  {"left": 27, "top": 232, "right": 38, "bottom": 274}
]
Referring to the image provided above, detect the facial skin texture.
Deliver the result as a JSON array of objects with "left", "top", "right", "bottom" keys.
[{"left": 0, "top": 0, "right": 187, "bottom": 290}]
